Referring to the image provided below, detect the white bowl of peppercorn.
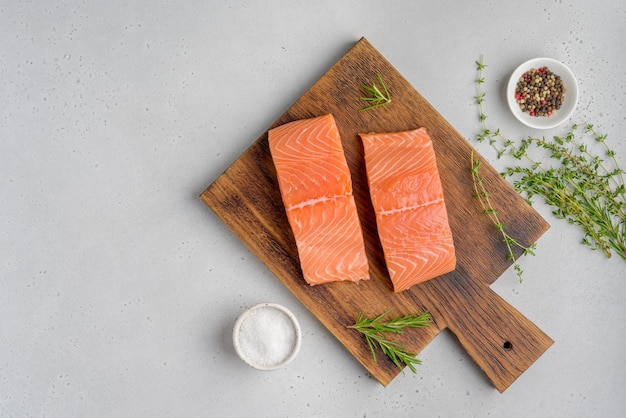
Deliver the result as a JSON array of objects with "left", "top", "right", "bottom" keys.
[{"left": 507, "top": 57, "right": 578, "bottom": 129}]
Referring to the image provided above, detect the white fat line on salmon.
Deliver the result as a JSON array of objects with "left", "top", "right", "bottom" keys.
[
  {"left": 286, "top": 193, "right": 352, "bottom": 211},
  {"left": 377, "top": 198, "right": 444, "bottom": 216}
]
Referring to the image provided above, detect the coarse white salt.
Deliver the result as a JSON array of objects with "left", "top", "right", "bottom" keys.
[{"left": 234, "top": 303, "right": 300, "bottom": 370}]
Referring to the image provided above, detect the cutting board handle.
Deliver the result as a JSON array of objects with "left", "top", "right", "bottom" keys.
[{"left": 443, "top": 284, "right": 554, "bottom": 392}]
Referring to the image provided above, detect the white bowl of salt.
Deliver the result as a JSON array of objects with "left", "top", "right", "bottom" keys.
[{"left": 232, "top": 302, "right": 302, "bottom": 370}]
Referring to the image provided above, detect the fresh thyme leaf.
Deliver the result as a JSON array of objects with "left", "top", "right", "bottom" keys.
[
  {"left": 471, "top": 151, "right": 536, "bottom": 282},
  {"left": 359, "top": 73, "right": 391, "bottom": 111},
  {"left": 474, "top": 55, "right": 626, "bottom": 262},
  {"left": 348, "top": 309, "right": 431, "bottom": 373}
]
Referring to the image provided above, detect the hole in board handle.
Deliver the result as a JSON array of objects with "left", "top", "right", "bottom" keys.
[{"left": 503, "top": 341, "right": 513, "bottom": 351}]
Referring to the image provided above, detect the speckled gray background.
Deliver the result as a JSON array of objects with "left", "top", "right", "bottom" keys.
[{"left": 1, "top": 1, "right": 625, "bottom": 417}]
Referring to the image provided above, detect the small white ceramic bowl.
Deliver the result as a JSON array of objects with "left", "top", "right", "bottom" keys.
[
  {"left": 232, "top": 302, "right": 301, "bottom": 370},
  {"left": 507, "top": 57, "right": 578, "bottom": 129}
]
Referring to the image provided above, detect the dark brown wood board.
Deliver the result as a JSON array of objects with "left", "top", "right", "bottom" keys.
[{"left": 201, "top": 38, "right": 553, "bottom": 392}]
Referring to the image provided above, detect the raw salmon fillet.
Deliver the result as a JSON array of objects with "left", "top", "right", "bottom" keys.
[
  {"left": 360, "top": 127, "right": 456, "bottom": 292},
  {"left": 268, "top": 114, "right": 369, "bottom": 285}
]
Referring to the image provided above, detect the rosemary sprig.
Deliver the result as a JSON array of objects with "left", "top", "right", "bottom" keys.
[
  {"left": 474, "top": 55, "right": 626, "bottom": 261},
  {"left": 347, "top": 309, "right": 431, "bottom": 373},
  {"left": 359, "top": 73, "right": 391, "bottom": 111},
  {"left": 471, "top": 151, "right": 536, "bottom": 282}
]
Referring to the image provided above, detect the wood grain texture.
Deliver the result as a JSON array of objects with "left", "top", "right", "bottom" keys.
[{"left": 201, "top": 38, "right": 553, "bottom": 392}]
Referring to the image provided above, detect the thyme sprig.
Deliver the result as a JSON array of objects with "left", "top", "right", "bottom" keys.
[
  {"left": 348, "top": 309, "right": 431, "bottom": 373},
  {"left": 474, "top": 55, "right": 626, "bottom": 261},
  {"left": 471, "top": 151, "right": 536, "bottom": 282},
  {"left": 359, "top": 73, "right": 391, "bottom": 111},
  {"left": 475, "top": 56, "right": 510, "bottom": 159}
]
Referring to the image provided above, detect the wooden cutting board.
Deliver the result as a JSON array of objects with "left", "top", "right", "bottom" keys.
[{"left": 201, "top": 38, "right": 553, "bottom": 392}]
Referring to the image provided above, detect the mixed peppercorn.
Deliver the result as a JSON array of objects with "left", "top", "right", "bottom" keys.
[{"left": 514, "top": 67, "right": 565, "bottom": 117}]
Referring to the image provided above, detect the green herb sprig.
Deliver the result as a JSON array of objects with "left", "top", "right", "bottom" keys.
[
  {"left": 347, "top": 309, "right": 431, "bottom": 373},
  {"left": 474, "top": 55, "right": 626, "bottom": 261},
  {"left": 471, "top": 151, "right": 537, "bottom": 282},
  {"left": 359, "top": 73, "right": 391, "bottom": 111}
]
